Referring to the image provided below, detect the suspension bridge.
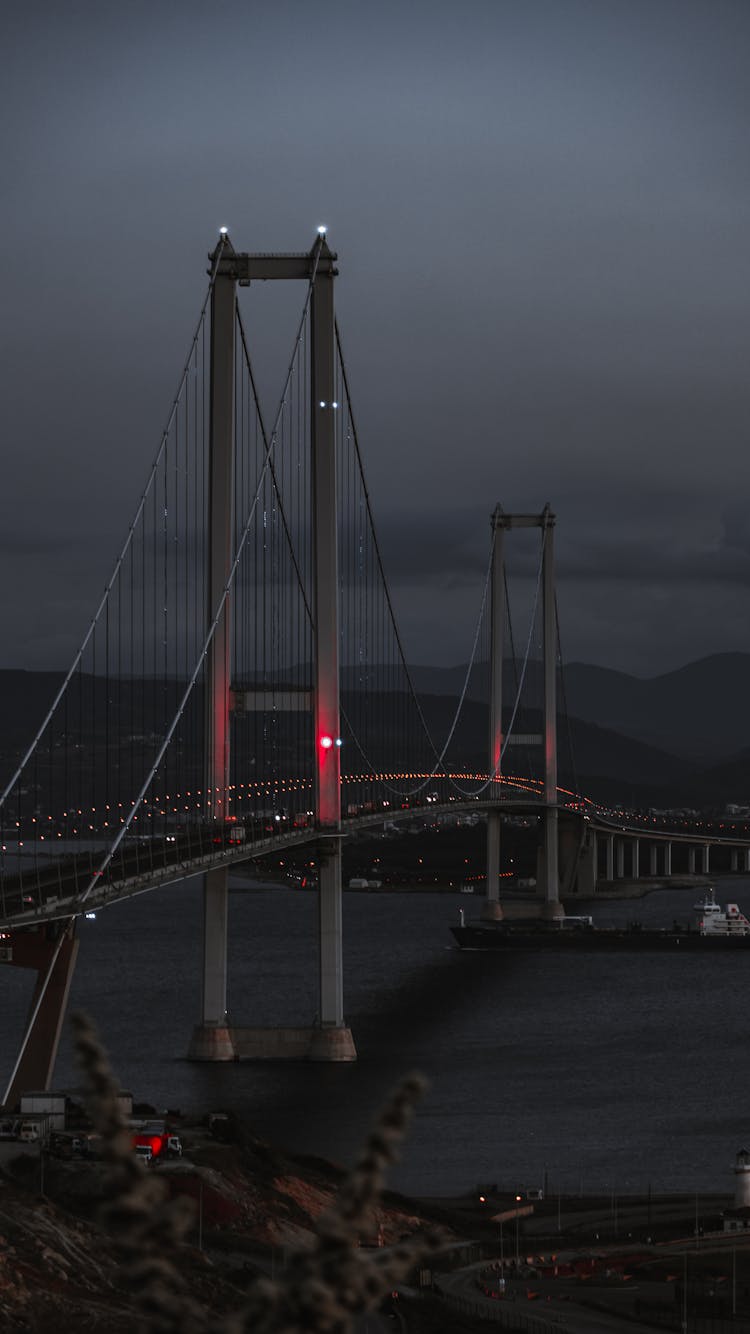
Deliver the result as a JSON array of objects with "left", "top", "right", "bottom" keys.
[{"left": 1, "top": 230, "right": 748, "bottom": 1107}]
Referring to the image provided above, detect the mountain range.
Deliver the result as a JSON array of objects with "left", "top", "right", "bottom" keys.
[
  {"left": 401, "top": 652, "right": 750, "bottom": 809},
  {"left": 0, "top": 653, "right": 747, "bottom": 811},
  {"left": 406, "top": 652, "right": 749, "bottom": 763}
]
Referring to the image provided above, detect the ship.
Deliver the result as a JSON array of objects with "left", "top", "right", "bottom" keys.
[{"left": 450, "top": 890, "right": 750, "bottom": 951}]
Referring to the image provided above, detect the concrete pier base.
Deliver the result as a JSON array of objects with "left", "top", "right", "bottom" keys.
[
  {"left": 187, "top": 1024, "right": 236, "bottom": 1061},
  {"left": 308, "top": 1025, "right": 357, "bottom": 1063},
  {"left": 187, "top": 1024, "right": 357, "bottom": 1062}
]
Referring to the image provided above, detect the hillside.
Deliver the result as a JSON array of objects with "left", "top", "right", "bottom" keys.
[
  {"left": 406, "top": 652, "right": 750, "bottom": 764},
  {"left": 561, "top": 652, "right": 750, "bottom": 763}
]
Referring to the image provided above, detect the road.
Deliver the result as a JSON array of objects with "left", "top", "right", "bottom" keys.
[{"left": 436, "top": 1261, "right": 674, "bottom": 1333}]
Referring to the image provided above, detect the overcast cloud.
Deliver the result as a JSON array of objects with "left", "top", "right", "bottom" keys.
[{"left": 1, "top": 0, "right": 748, "bottom": 676}]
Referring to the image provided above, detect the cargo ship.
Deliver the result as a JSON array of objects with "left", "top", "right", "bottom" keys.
[{"left": 450, "top": 890, "right": 750, "bottom": 951}]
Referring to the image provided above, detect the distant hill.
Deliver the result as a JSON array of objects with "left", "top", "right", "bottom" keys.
[
  {"left": 0, "top": 670, "right": 65, "bottom": 748},
  {"left": 406, "top": 652, "right": 750, "bottom": 764},
  {"left": 656, "top": 744, "right": 750, "bottom": 811},
  {"left": 561, "top": 653, "right": 750, "bottom": 763},
  {"left": 412, "top": 695, "right": 691, "bottom": 805},
  {"left": 0, "top": 660, "right": 743, "bottom": 812}
]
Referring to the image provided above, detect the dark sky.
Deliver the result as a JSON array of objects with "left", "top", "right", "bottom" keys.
[{"left": 2, "top": 0, "right": 749, "bottom": 676}]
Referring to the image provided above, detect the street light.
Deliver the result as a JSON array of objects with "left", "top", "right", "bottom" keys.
[
  {"left": 682, "top": 1251, "right": 688, "bottom": 1334},
  {"left": 515, "top": 1194, "right": 522, "bottom": 1266}
]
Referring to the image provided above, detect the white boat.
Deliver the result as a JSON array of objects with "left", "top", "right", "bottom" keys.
[{"left": 694, "top": 889, "right": 750, "bottom": 936}]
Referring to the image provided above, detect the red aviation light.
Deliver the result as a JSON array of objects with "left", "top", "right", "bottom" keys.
[{"left": 320, "top": 735, "right": 334, "bottom": 750}]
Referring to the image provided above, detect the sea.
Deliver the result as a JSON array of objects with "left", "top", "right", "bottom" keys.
[{"left": 2, "top": 876, "right": 750, "bottom": 1200}]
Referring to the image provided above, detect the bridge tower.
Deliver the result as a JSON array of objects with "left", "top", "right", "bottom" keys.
[
  {"left": 482, "top": 506, "right": 505, "bottom": 921},
  {"left": 189, "top": 235, "right": 354, "bottom": 1062},
  {"left": 483, "top": 506, "right": 563, "bottom": 920},
  {"left": 189, "top": 237, "right": 237, "bottom": 1061},
  {"left": 540, "top": 505, "right": 562, "bottom": 919}
]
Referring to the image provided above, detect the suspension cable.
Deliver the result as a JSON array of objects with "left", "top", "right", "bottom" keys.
[
  {"left": 335, "top": 322, "right": 444, "bottom": 770},
  {"left": 0, "top": 235, "right": 229, "bottom": 813},
  {"left": 504, "top": 565, "right": 533, "bottom": 781},
  {"left": 449, "top": 525, "right": 547, "bottom": 798},
  {"left": 341, "top": 531, "right": 495, "bottom": 797},
  {"left": 337, "top": 319, "right": 514, "bottom": 795},
  {"left": 236, "top": 303, "right": 313, "bottom": 624},
  {"left": 69, "top": 238, "right": 326, "bottom": 910},
  {"left": 500, "top": 527, "right": 546, "bottom": 763},
  {"left": 555, "top": 590, "right": 580, "bottom": 798}
]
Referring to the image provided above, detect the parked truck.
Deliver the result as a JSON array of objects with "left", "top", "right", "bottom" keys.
[{"left": 132, "top": 1129, "right": 182, "bottom": 1164}]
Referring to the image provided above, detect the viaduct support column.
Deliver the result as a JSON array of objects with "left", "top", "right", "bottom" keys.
[
  {"left": 541, "top": 506, "right": 563, "bottom": 920},
  {"left": 731, "top": 850, "right": 739, "bottom": 873},
  {"left": 606, "top": 836, "right": 614, "bottom": 881},
  {"left": 616, "top": 840, "right": 625, "bottom": 879},
  {"left": 744, "top": 849, "right": 750, "bottom": 873},
  {"left": 688, "top": 847, "right": 696, "bottom": 874},
  {"left": 664, "top": 843, "right": 672, "bottom": 876},
  {"left": 309, "top": 243, "right": 355, "bottom": 1061},
  {"left": 189, "top": 241, "right": 236, "bottom": 1061},
  {"left": 632, "top": 839, "right": 640, "bottom": 880},
  {"left": 702, "top": 845, "right": 711, "bottom": 875},
  {"left": 576, "top": 827, "right": 597, "bottom": 896},
  {"left": 650, "top": 845, "right": 658, "bottom": 876},
  {"left": 483, "top": 507, "right": 505, "bottom": 922}
]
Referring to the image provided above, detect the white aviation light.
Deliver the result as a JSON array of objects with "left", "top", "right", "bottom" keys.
[
  {"left": 219, "top": 226, "right": 229, "bottom": 235},
  {"left": 317, "top": 225, "right": 327, "bottom": 236}
]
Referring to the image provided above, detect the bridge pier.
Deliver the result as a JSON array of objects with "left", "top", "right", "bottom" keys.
[
  {"left": 664, "top": 842, "right": 672, "bottom": 876},
  {"left": 615, "top": 839, "right": 625, "bottom": 879},
  {"left": 311, "top": 837, "right": 355, "bottom": 1060},
  {"left": 632, "top": 838, "right": 640, "bottom": 879},
  {"left": 188, "top": 867, "right": 235, "bottom": 1061},
  {"left": 606, "top": 835, "right": 614, "bottom": 881},
  {"left": 702, "top": 844, "right": 711, "bottom": 875},
  {"left": 541, "top": 809, "right": 563, "bottom": 919},
  {"left": 688, "top": 847, "right": 696, "bottom": 874},
  {"left": 2, "top": 922, "right": 79, "bottom": 1110},
  {"left": 573, "top": 824, "right": 596, "bottom": 896},
  {"left": 483, "top": 810, "right": 504, "bottom": 920}
]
